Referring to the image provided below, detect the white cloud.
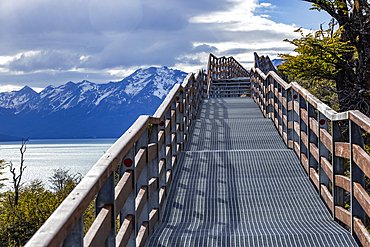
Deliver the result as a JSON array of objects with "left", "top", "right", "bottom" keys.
[{"left": 0, "top": 0, "right": 320, "bottom": 92}]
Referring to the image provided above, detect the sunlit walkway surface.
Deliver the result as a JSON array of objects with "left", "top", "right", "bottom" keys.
[{"left": 148, "top": 98, "right": 357, "bottom": 247}]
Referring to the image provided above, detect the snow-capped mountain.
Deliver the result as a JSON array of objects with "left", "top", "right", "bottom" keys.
[{"left": 0, "top": 66, "right": 187, "bottom": 140}]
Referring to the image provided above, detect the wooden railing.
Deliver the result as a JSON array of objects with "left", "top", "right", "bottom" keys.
[
  {"left": 206, "top": 53, "right": 249, "bottom": 96},
  {"left": 251, "top": 54, "right": 370, "bottom": 247},
  {"left": 25, "top": 70, "right": 207, "bottom": 247}
]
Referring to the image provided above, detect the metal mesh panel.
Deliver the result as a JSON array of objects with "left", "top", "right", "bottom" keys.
[
  {"left": 148, "top": 97, "right": 358, "bottom": 246},
  {"left": 185, "top": 119, "right": 287, "bottom": 150}
]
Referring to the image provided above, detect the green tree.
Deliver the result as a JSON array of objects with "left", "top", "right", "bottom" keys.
[
  {"left": 281, "top": 0, "right": 370, "bottom": 113},
  {"left": 279, "top": 22, "right": 352, "bottom": 110},
  {"left": 0, "top": 180, "right": 61, "bottom": 246},
  {"left": 48, "top": 168, "right": 82, "bottom": 198}
]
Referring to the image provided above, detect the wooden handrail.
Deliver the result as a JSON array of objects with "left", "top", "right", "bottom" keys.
[
  {"left": 251, "top": 53, "right": 370, "bottom": 247},
  {"left": 206, "top": 53, "right": 249, "bottom": 97},
  {"left": 25, "top": 68, "right": 206, "bottom": 247}
]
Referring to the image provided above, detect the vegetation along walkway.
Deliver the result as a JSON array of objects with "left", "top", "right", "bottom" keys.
[{"left": 147, "top": 97, "right": 358, "bottom": 246}]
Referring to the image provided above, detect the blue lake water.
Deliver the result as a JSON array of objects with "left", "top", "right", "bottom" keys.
[{"left": 0, "top": 138, "right": 116, "bottom": 190}]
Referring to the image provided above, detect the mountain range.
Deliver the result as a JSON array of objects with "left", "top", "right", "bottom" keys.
[{"left": 0, "top": 67, "right": 187, "bottom": 140}]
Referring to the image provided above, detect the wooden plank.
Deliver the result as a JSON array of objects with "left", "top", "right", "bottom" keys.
[
  {"left": 84, "top": 205, "right": 112, "bottom": 247},
  {"left": 116, "top": 215, "right": 134, "bottom": 247},
  {"left": 353, "top": 144, "right": 370, "bottom": 178},
  {"left": 159, "top": 187, "right": 166, "bottom": 210},
  {"left": 321, "top": 184, "right": 333, "bottom": 212},
  {"left": 310, "top": 117, "right": 318, "bottom": 136},
  {"left": 171, "top": 110, "right": 176, "bottom": 125},
  {"left": 335, "top": 206, "right": 351, "bottom": 227},
  {"left": 294, "top": 142, "right": 300, "bottom": 156},
  {"left": 165, "top": 119, "right": 171, "bottom": 138},
  {"left": 310, "top": 143, "right": 319, "bottom": 162},
  {"left": 349, "top": 110, "right": 370, "bottom": 134},
  {"left": 294, "top": 121, "right": 300, "bottom": 135},
  {"left": 148, "top": 143, "right": 157, "bottom": 162},
  {"left": 294, "top": 100, "right": 299, "bottom": 115},
  {"left": 301, "top": 108, "right": 308, "bottom": 125},
  {"left": 135, "top": 148, "right": 147, "bottom": 181},
  {"left": 282, "top": 97, "right": 287, "bottom": 106},
  {"left": 115, "top": 171, "right": 134, "bottom": 217},
  {"left": 354, "top": 182, "right": 370, "bottom": 218},
  {"left": 288, "top": 140, "right": 293, "bottom": 149},
  {"left": 288, "top": 121, "right": 293, "bottom": 130},
  {"left": 135, "top": 186, "right": 148, "bottom": 223},
  {"left": 288, "top": 101, "right": 292, "bottom": 111},
  {"left": 171, "top": 133, "right": 176, "bottom": 147},
  {"left": 283, "top": 115, "right": 287, "bottom": 127},
  {"left": 301, "top": 131, "right": 308, "bottom": 148},
  {"left": 320, "top": 157, "right": 332, "bottom": 181},
  {"left": 310, "top": 167, "right": 319, "bottom": 189},
  {"left": 166, "top": 145, "right": 171, "bottom": 164},
  {"left": 149, "top": 209, "right": 159, "bottom": 232},
  {"left": 158, "top": 130, "right": 165, "bottom": 151},
  {"left": 335, "top": 143, "right": 350, "bottom": 159},
  {"left": 283, "top": 132, "right": 287, "bottom": 145},
  {"left": 354, "top": 217, "right": 370, "bottom": 247},
  {"left": 166, "top": 170, "right": 172, "bottom": 188},
  {"left": 320, "top": 128, "right": 332, "bottom": 151},
  {"left": 149, "top": 178, "right": 158, "bottom": 197},
  {"left": 335, "top": 175, "right": 350, "bottom": 192},
  {"left": 159, "top": 159, "right": 166, "bottom": 181},
  {"left": 173, "top": 155, "right": 177, "bottom": 170},
  {"left": 136, "top": 222, "right": 149, "bottom": 247},
  {"left": 301, "top": 153, "right": 308, "bottom": 173}
]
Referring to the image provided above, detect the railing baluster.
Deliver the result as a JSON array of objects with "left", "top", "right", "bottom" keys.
[
  {"left": 94, "top": 171, "right": 116, "bottom": 246},
  {"left": 299, "top": 95, "right": 308, "bottom": 173},
  {"left": 149, "top": 123, "right": 159, "bottom": 233},
  {"left": 307, "top": 103, "right": 317, "bottom": 184},
  {"left": 292, "top": 90, "right": 300, "bottom": 156},
  {"left": 62, "top": 216, "right": 83, "bottom": 246},
  {"left": 349, "top": 119, "right": 365, "bottom": 238},
  {"left": 318, "top": 113, "right": 329, "bottom": 195},
  {"left": 118, "top": 146, "right": 136, "bottom": 247},
  {"left": 331, "top": 121, "right": 344, "bottom": 217}
]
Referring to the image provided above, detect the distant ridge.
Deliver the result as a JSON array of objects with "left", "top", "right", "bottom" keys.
[
  {"left": 0, "top": 66, "right": 187, "bottom": 139},
  {"left": 0, "top": 134, "right": 21, "bottom": 142}
]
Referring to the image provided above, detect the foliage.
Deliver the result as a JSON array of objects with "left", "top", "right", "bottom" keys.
[
  {"left": 278, "top": 23, "right": 350, "bottom": 110},
  {"left": 300, "top": 0, "right": 370, "bottom": 113},
  {"left": 279, "top": 24, "right": 354, "bottom": 82},
  {"left": 0, "top": 168, "right": 92, "bottom": 246},
  {"left": 48, "top": 168, "right": 82, "bottom": 198},
  {"left": 0, "top": 180, "right": 61, "bottom": 246}
]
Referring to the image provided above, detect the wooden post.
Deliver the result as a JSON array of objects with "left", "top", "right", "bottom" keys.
[
  {"left": 95, "top": 170, "right": 116, "bottom": 246},
  {"left": 349, "top": 120, "right": 365, "bottom": 238},
  {"left": 62, "top": 216, "right": 83, "bottom": 246},
  {"left": 119, "top": 146, "right": 136, "bottom": 247},
  {"left": 318, "top": 113, "right": 330, "bottom": 193}
]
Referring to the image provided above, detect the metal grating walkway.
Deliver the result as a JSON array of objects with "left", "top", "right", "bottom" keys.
[{"left": 148, "top": 98, "right": 358, "bottom": 246}]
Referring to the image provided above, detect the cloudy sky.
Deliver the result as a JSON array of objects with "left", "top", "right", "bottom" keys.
[{"left": 0, "top": 0, "right": 330, "bottom": 92}]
